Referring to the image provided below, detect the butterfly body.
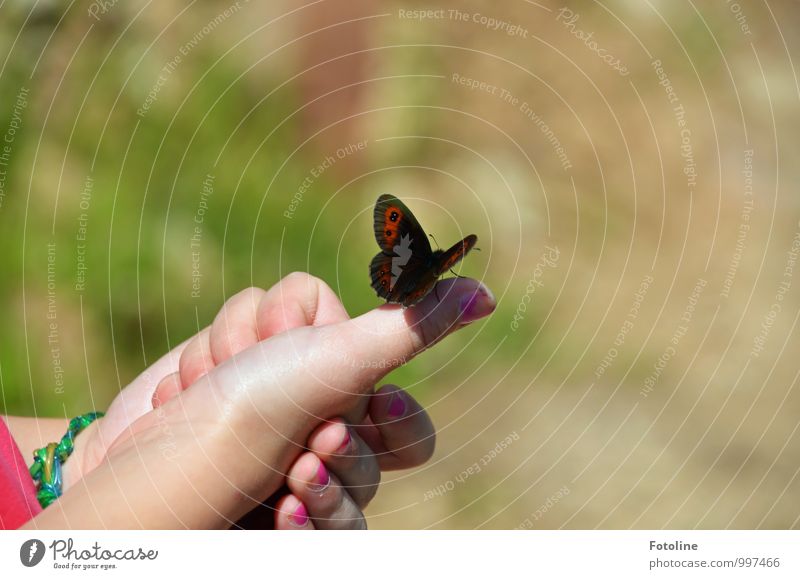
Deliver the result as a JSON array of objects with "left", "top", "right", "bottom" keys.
[{"left": 370, "top": 194, "right": 477, "bottom": 307}]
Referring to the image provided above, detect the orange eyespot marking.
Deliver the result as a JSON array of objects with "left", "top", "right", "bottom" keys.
[
  {"left": 384, "top": 207, "right": 403, "bottom": 223},
  {"left": 385, "top": 229, "right": 392, "bottom": 238}
]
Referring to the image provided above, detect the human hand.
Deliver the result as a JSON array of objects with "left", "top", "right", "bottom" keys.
[
  {"left": 41, "top": 272, "right": 493, "bottom": 528},
  {"left": 151, "top": 274, "right": 456, "bottom": 529}
]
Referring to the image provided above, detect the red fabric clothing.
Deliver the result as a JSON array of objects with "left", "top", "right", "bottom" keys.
[{"left": 0, "top": 417, "right": 41, "bottom": 529}]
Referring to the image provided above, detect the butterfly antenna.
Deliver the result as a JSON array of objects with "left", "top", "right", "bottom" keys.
[{"left": 428, "top": 233, "right": 441, "bottom": 250}]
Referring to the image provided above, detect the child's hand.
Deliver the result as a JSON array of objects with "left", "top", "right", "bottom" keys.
[
  {"left": 145, "top": 274, "right": 440, "bottom": 529},
  {"left": 47, "top": 272, "right": 493, "bottom": 528}
]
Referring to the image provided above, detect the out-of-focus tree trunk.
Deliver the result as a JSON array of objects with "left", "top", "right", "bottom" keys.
[{"left": 296, "top": 0, "right": 372, "bottom": 181}]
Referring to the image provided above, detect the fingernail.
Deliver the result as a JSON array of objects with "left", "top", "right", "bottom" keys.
[
  {"left": 289, "top": 503, "right": 309, "bottom": 528},
  {"left": 336, "top": 424, "right": 351, "bottom": 454},
  {"left": 387, "top": 390, "right": 407, "bottom": 419},
  {"left": 459, "top": 285, "right": 496, "bottom": 324},
  {"left": 308, "top": 461, "right": 330, "bottom": 493}
]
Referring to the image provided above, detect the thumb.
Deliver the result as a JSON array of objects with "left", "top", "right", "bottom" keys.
[
  {"left": 185, "top": 277, "right": 494, "bottom": 430},
  {"left": 336, "top": 277, "right": 495, "bottom": 384}
]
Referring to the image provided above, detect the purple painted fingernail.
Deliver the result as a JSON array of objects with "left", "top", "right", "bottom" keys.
[
  {"left": 459, "top": 285, "right": 496, "bottom": 324},
  {"left": 388, "top": 390, "right": 407, "bottom": 419},
  {"left": 308, "top": 462, "right": 330, "bottom": 493},
  {"left": 289, "top": 503, "right": 309, "bottom": 528}
]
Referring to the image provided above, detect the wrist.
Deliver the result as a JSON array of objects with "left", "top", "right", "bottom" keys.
[
  {"left": 61, "top": 417, "right": 104, "bottom": 491},
  {"left": 29, "top": 412, "right": 104, "bottom": 508}
]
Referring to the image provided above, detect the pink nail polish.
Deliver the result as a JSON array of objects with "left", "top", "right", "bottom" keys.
[
  {"left": 388, "top": 390, "right": 407, "bottom": 418},
  {"left": 289, "top": 503, "right": 309, "bottom": 528},
  {"left": 336, "top": 425, "right": 351, "bottom": 454},
  {"left": 459, "top": 285, "right": 496, "bottom": 324},
  {"left": 308, "top": 462, "right": 330, "bottom": 493}
]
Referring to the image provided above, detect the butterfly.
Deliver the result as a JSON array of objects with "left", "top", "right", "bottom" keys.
[{"left": 370, "top": 194, "right": 478, "bottom": 307}]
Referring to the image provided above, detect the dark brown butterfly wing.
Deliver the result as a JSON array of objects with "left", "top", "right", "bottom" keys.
[
  {"left": 435, "top": 234, "right": 478, "bottom": 275},
  {"left": 373, "top": 194, "right": 432, "bottom": 255},
  {"left": 370, "top": 252, "right": 394, "bottom": 300},
  {"left": 370, "top": 251, "right": 440, "bottom": 306},
  {"left": 394, "top": 267, "right": 440, "bottom": 305},
  {"left": 371, "top": 194, "right": 438, "bottom": 306}
]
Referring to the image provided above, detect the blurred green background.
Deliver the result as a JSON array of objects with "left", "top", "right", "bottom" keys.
[{"left": 1, "top": 0, "right": 799, "bottom": 528}]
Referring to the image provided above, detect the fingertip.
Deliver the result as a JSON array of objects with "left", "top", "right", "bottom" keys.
[
  {"left": 275, "top": 495, "right": 313, "bottom": 530},
  {"left": 178, "top": 329, "right": 215, "bottom": 387},
  {"left": 369, "top": 384, "right": 436, "bottom": 469},
  {"left": 344, "top": 278, "right": 495, "bottom": 382},
  {"left": 416, "top": 277, "right": 496, "bottom": 331},
  {"left": 151, "top": 372, "right": 183, "bottom": 408},
  {"left": 371, "top": 384, "right": 411, "bottom": 423},
  {"left": 454, "top": 280, "right": 496, "bottom": 325},
  {"left": 307, "top": 419, "right": 351, "bottom": 457},
  {"left": 286, "top": 452, "right": 325, "bottom": 490},
  {"left": 210, "top": 287, "right": 265, "bottom": 362}
]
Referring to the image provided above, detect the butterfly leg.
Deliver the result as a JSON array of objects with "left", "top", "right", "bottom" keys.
[{"left": 449, "top": 269, "right": 468, "bottom": 279}]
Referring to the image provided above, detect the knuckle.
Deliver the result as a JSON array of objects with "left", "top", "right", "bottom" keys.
[
  {"left": 283, "top": 271, "right": 316, "bottom": 285},
  {"left": 410, "top": 315, "right": 447, "bottom": 354},
  {"left": 229, "top": 286, "right": 263, "bottom": 305},
  {"left": 217, "top": 287, "right": 264, "bottom": 327}
]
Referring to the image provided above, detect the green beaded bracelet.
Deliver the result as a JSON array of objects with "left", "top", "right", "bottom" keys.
[{"left": 29, "top": 412, "right": 104, "bottom": 508}]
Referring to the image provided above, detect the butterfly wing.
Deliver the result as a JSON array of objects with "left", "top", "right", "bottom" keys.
[
  {"left": 371, "top": 195, "right": 437, "bottom": 305},
  {"left": 390, "top": 234, "right": 477, "bottom": 306},
  {"left": 392, "top": 265, "right": 440, "bottom": 306},
  {"left": 373, "top": 194, "right": 432, "bottom": 255},
  {"left": 370, "top": 252, "right": 394, "bottom": 300},
  {"left": 435, "top": 234, "right": 478, "bottom": 275},
  {"left": 370, "top": 250, "right": 439, "bottom": 305}
]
